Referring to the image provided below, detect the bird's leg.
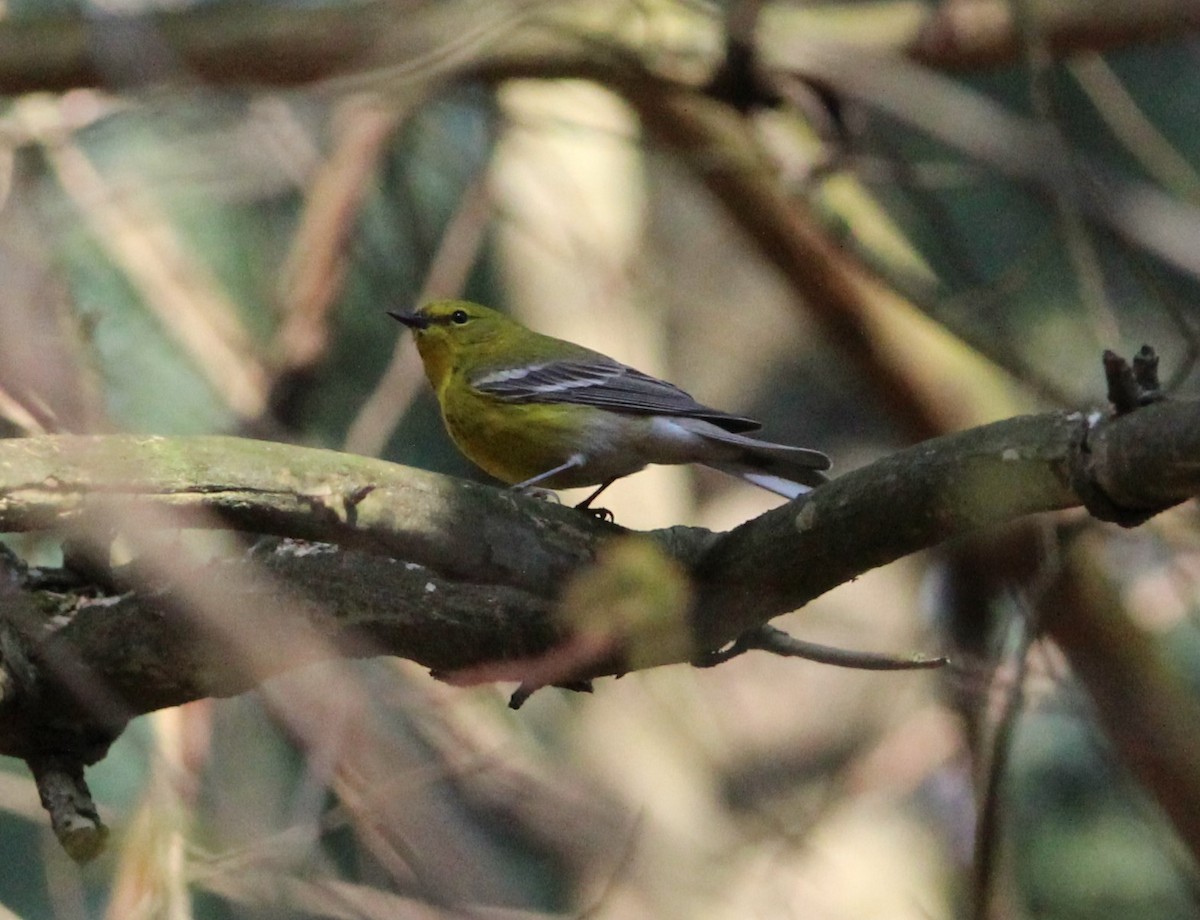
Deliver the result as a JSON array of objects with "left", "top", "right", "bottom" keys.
[
  {"left": 510, "top": 457, "right": 615, "bottom": 519},
  {"left": 574, "top": 478, "right": 614, "bottom": 510},
  {"left": 510, "top": 454, "right": 585, "bottom": 492}
]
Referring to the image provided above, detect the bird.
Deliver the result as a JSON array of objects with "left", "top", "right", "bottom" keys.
[{"left": 388, "top": 300, "right": 830, "bottom": 509}]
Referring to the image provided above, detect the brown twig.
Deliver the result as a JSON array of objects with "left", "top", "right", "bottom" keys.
[
  {"left": 29, "top": 100, "right": 270, "bottom": 421},
  {"left": 970, "top": 524, "right": 1059, "bottom": 920},
  {"left": 272, "top": 100, "right": 407, "bottom": 419},
  {"left": 693, "top": 624, "right": 947, "bottom": 671},
  {"left": 0, "top": 0, "right": 1189, "bottom": 97},
  {"left": 911, "top": 0, "right": 1200, "bottom": 70},
  {"left": 624, "top": 81, "right": 951, "bottom": 441},
  {"left": 343, "top": 168, "right": 493, "bottom": 457},
  {"left": 1040, "top": 532, "right": 1200, "bottom": 869},
  {"left": 28, "top": 753, "right": 107, "bottom": 862}
]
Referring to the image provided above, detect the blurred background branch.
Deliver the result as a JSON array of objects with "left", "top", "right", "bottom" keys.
[
  {"left": 0, "top": 0, "right": 1193, "bottom": 94},
  {"left": 0, "top": 0, "right": 1197, "bottom": 917}
]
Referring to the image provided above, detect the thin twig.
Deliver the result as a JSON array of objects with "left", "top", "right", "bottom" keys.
[
  {"left": 23, "top": 98, "right": 270, "bottom": 421},
  {"left": 831, "top": 222, "right": 1079, "bottom": 408},
  {"left": 1014, "top": 0, "right": 1117, "bottom": 346},
  {"left": 1069, "top": 54, "right": 1200, "bottom": 204},
  {"left": 972, "top": 525, "right": 1059, "bottom": 920},
  {"left": 273, "top": 100, "right": 407, "bottom": 383},
  {"left": 910, "top": 0, "right": 1200, "bottom": 70},
  {"left": 970, "top": 603, "right": 1035, "bottom": 920},
  {"left": 343, "top": 168, "right": 493, "bottom": 457},
  {"left": 1040, "top": 531, "right": 1200, "bottom": 872},
  {"left": 695, "top": 624, "right": 948, "bottom": 671}
]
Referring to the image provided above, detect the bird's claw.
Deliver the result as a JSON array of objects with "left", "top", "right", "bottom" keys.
[{"left": 576, "top": 504, "right": 614, "bottom": 522}]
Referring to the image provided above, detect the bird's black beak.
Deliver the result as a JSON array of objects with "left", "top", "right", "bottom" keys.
[{"left": 387, "top": 310, "right": 429, "bottom": 330}]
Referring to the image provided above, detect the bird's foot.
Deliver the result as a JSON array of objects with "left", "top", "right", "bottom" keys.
[
  {"left": 575, "top": 502, "right": 614, "bottom": 522},
  {"left": 573, "top": 477, "right": 616, "bottom": 520}
]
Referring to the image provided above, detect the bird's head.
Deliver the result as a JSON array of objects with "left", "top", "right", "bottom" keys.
[{"left": 388, "top": 300, "right": 515, "bottom": 385}]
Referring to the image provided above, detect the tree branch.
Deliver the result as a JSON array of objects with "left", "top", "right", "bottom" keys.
[
  {"left": 689, "top": 406, "right": 1180, "bottom": 648},
  {"left": 911, "top": 0, "right": 1200, "bottom": 70},
  {"left": 0, "top": 400, "right": 1193, "bottom": 690},
  {"left": 0, "top": 434, "right": 611, "bottom": 597},
  {"left": 0, "top": 0, "right": 1192, "bottom": 96},
  {"left": 0, "top": 399, "right": 1196, "bottom": 857}
]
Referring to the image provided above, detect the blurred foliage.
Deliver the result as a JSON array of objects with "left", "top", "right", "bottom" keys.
[
  {"left": 1010, "top": 705, "right": 1199, "bottom": 920},
  {"left": 0, "top": 1, "right": 1198, "bottom": 919},
  {"left": 864, "top": 44, "right": 1200, "bottom": 368}
]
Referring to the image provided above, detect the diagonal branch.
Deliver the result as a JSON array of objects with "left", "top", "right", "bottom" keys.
[{"left": 688, "top": 403, "right": 1199, "bottom": 647}]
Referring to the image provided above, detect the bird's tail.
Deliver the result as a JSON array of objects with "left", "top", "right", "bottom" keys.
[{"left": 698, "top": 430, "right": 830, "bottom": 500}]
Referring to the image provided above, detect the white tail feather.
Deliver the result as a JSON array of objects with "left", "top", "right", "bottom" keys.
[{"left": 731, "top": 470, "right": 812, "bottom": 499}]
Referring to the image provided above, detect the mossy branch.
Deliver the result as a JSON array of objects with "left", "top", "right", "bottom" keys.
[
  {"left": 0, "top": 400, "right": 1193, "bottom": 702},
  {"left": 0, "top": 399, "right": 1198, "bottom": 859}
]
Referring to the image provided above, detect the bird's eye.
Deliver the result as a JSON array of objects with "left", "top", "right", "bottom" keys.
[{"left": 450, "top": 309, "right": 470, "bottom": 325}]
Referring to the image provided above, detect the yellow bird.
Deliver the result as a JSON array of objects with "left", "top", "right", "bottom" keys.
[{"left": 390, "top": 301, "right": 830, "bottom": 508}]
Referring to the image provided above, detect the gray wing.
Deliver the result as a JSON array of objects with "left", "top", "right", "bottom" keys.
[{"left": 470, "top": 358, "right": 762, "bottom": 433}]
